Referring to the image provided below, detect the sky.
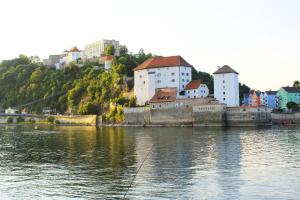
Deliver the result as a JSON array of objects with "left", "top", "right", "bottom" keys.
[{"left": 0, "top": 0, "right": 299, "bottom": 90}]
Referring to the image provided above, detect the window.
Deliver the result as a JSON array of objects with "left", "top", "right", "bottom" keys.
[
  {"left": 194, "top": 96, "right": 196, "bottom": 98},
  {"left": 182, "top": 73, "right": 184, "bottom": 76},
  {"left": 188, "top": 96, "right": 190, "bottom": 98},
  {"left": 143, "top": 81, "right": 146, "bottom": 84},
  {"left": 188, "top": 91, "right": 190, "bottom": 93},
  {"left": 171, "top": 79, "right": 175, "bottom": 82},
  {"left": 182, "top": 79, "right": 185, "bottom": 82},
  {"left": 223, "top": 86, "right": 225, "bottom": 89},
  {"left": 223, "top": 92, "right": 225, "bottom": 95},
  {"left": 194, "top": 90, "right": 196, "bottom": 93},
  {"left": 171, "top": 72, "right": 175, "bottom": 76},
  {"left": 186, "top": 73, "right": 189, "bottom": 76},
  {"left": 223, "top": 80, "right": 225, "bottom": 83},
  {"left": 186, "top": 79, "right": 189, "bottom": 82},
  {"left": 182, "top": 85, "right": 184, "bottom": 88},
  {"left": 157, "top": 80, "right": 161, "bottom": 83},
  {"left": 223, "top": 98, "right": 226, "bottom": 101},
  {"left": 139, "top": 75, "right": 142, "bottom": 78},
  {"left": 157, "top": 73, "right": 161, "bottom": 77}
]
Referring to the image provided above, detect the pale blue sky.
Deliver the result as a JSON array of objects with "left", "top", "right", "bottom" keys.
[{"left": 0, "top": 0, "right": 299, "bottom": 90}]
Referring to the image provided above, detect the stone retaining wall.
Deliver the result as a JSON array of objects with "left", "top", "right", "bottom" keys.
[{"left": 271, "top": 113, "right": 300, "bottom": 124}]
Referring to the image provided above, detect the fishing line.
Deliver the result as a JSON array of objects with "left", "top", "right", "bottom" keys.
[{"left": 122, "top": 145, "right": 153, "bottom": 200}]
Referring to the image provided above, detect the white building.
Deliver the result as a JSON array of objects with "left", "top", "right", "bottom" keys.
[
  {"left": 101, "top": 55, "right": 114, "bottom": 70},
  {"left": 5, "top": 107, "right": 18, "bottom": 114},
  {"left": 134, "top": 56, "right": 192, "bottom": 105},
  {"left": 63, "top": 47, "right": 82, "bottom": 65},
  {"left": 184, "top": 80, "right": 209, "bottom": 99},
  {"left": 83, "top": 39, "right": 120, "bottom": 60},
  {"left": 213, "top": 65, "right": 239, "bottom": 107}
]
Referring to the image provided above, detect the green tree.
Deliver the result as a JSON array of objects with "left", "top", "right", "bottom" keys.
[
  {"left": 105, "top": 44, "right": 115, "bottom": 56},
  {"left": 293, "top": 80, "right": 300, "bottom": 90},
  {"left": 287, "top": 101, "right": 298, "bottom": 111}
]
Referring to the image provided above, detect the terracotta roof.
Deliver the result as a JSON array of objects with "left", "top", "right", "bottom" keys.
[
  {"left": 149, "top": 88, "right": 177, "bottom": 103},
  {"left": 282, "top": 87, "right": 300, "bottom": 93},
  {"left": 69, "top": 46, "right": 80, "bottom": 52},
  {"left": 213, "top": 65, "right": 239, "bottom": 74},
  {"left": 102, "top": 55, "right": 114, "bottom": 61},
  {"left": 184, "top": 80, "right": 203, "bottom": 90},
  {"left": 133, "top": 56, "right": 192, "bottom": 71}
]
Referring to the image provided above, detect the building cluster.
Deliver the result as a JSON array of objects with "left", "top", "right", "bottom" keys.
[
  {"left": 42, "top": 39, "right": 119, "bottom": 70},
  {"left": 133, "top": 56, "right": 240, "bottom": 107},
  {"left": 243, "top": 87, "right": 300, "bottom": 110}
]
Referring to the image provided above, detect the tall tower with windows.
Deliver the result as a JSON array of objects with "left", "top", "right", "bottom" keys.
[{"left": 213, "top": 65, "right": 239, "bottom": 107}]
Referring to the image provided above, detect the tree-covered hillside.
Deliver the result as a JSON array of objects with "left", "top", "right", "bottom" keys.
[{"left": 0, "top": 47, "right": 238, "bottom": 121}]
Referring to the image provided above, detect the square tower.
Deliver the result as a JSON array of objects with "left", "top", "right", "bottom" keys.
[{"left": 213, "top": 65, "right": 239, "bottom": 107}]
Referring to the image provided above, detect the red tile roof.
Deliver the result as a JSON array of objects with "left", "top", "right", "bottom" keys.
[
  {"left": 185, "top": 80, "right": 203, "bottom": 90},
  {"left": 102, "top": 55, "right": 114, "bottom": 61},
  {"left": 133, "top": 56, "right": 192, "bottom": 71},
  {"left": 69, "top": 46, "right": 80, "bottom": 52},
  {"left": 149, "top": 88, "right": 177, "bottom": 103}
]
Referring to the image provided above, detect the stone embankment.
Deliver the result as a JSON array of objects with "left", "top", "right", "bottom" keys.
[
  {"left": 0, "top": 114, "right": 97, "bottom": 126},
  {"left": 271, "top": 112, "right": 300, "bottom": 125}
]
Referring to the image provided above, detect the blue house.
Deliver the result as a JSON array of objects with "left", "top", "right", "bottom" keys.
[
  {"left": 260, "top": 91, "right": 277, "bottom": 110},
  {"left": 242, "top": 93, "right": 250, "bottom": 106}
]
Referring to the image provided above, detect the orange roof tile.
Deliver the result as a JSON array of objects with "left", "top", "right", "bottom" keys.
[
  {"left": 133, "top": 56, "right": 192, "bottom": 71},
  {"left": 69, "top": 46, "right": 80, "bottom": 52},
  {"left": 185, "top": 80, "right": 202, "bottom": 90},
  {"left": 149, "top": 88, "right": 177, "bottom": 103},
  {"left": 102, "top": 55, "right": 114, "bottom": 61}
]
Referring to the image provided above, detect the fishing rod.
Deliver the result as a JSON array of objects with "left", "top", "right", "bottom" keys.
[
  {"left": 14, "top": 91, "right": 67, "bottom": 109},
  {"left": 122, "top": 145, "right": 153, "bottom": 200}
]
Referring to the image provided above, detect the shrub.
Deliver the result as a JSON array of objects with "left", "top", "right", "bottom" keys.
[
  {"left": 7, "top": 117, "right": 13, "bottom": 124},
  {"left": 47, "top": 116, "right": 55, "bottom": 123},
  {"left": 287, "top": 101, "right": 299, "bottom": 111},
  {"left": 54, "top": 119, "right": 60, "bottom": 124},
  {"left": 16, "top": 116, "right": 25, "bottom": 123},
  {"left": 29, "top": 118, "right": 36, "bottom": 123}
]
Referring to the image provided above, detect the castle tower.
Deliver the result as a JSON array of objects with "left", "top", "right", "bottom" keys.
[{"left": 213, "top": 65, "right": 239, "bottom": 107}]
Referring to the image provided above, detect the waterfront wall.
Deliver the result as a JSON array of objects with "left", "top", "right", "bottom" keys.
[
  {"left": 124, "top": 104, "right": 272, "bottom": 127},
  {"left": 193, "top": 104, "right": 226, "bottom": 126},
  {"left": 271, "top": 113, "right": 300, "bottom": 124},
  {"left": 123, "top": 107, "right": 150, "bottom": 125},
  {"left": 0, "top": 114, "right": 97, "bottom": 126}
]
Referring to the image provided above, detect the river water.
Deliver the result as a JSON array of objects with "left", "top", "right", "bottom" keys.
[{"left": 0, "top": 125, "right": 299, "bottom": 199}]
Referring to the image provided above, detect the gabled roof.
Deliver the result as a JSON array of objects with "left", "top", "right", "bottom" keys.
[
  {"left": 265, "top": 91, "right": 277, "bottom": 95},
  {"left": 185, "top": 80, "right": 203, "bottom": 90},
  {"left": 102, "top": 55, "right": 114, "bottom": 61},
  {"left": 133, "top": 56, "right": 192, "bottom": 71},
  {"left": 282, "top": 87, "right": 300, "bottom": 93},
  {"left": 149, "top": 88, "right": 177, "bottom": 103},
  {"left": 213, "top": 65, "right": 239, "bottom": 75},
  {"left": 69, "top": 46, "right": 80, "bottom": 52}
]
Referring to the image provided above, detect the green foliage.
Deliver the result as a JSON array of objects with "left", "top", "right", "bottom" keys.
[
  {"left": 16, "top": 116, "right": 25, "bottom": 123},
  {"left": 105, "top": 105, "right": 124, "bottom": 123},
  {"left": 29, "top": 118, "right": 36, "bottom": 123},
  {"left": 7, "top": 117, "right": 13, "bottom": 124},
  {"left": 54, "top": 119, "right": 60, "bottom": 124},
  {"left": 192, "top": 67, "right": 213, "bottom": 93},
  {"left": 47, "top": 116, "right": 55, "bottom": 123},
  {"left": 105, "top": 44, "right": 115, "bottom": 56},
  {"left": 287, "top": 101, "right": 299, "bottom": 111},
  {"left": 293, "top": 80, "right": 300, "bottom": 90}
]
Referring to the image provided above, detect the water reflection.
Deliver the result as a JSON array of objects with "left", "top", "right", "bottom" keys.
[{"left": 0, "top": 125, "right": 299, "bottom": 199}]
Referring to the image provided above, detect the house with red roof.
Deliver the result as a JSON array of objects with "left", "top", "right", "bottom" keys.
[
  {"left": 134, "top": 56, "right": 193, "bottom": 105},
  {"left": 184, "top": 80, "right": 209, "bottom": 99},
  {"left": 61, "top": 46, "right": 82, "bottom": 65}
]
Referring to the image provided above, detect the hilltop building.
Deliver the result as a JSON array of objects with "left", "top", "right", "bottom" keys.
[
  {"left": 83, "top": 39, "right": 120, "bottom": 62},
  {"left": 101, "top": 55, "right": 114, "bottom": 70},
  {"left": 43, "top": 55, "right": 61, "bottom": 68},
  {"left": 277, "top": 87, "right": 300, "bottom": 110},
  {"left": 61, "top": 46, "right": 82, "bottom": 65},
  {"left": 133, "top": 56, "right": 193, "bottom": 105},
  {"left": 213, "top": 65, "right": 239, "bottom": 107}
]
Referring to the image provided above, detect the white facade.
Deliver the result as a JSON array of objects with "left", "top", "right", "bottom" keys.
[
  {"left": 134, "top": 66, "right": 192, "bottom": 105},
  {"left": 185, "top": 84, "right": 209, "bottom": 99},
  {"left": 83, "top": 39, "right": 120, "bottom": 59},
  {"left": 260, "top": 92, "right": 268, "bottom": 106},
  {"left": 105, "top": 60, "right": 112, "bottom": 70},
  {"left": 64, "top": 51, "right": 82, "bottom": 64},
  {"left": 5, "top": 108, "right": 18, "bottom": 114},
  {"left": 213, "top": 70, "right": 239, "bottom": 107}
]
